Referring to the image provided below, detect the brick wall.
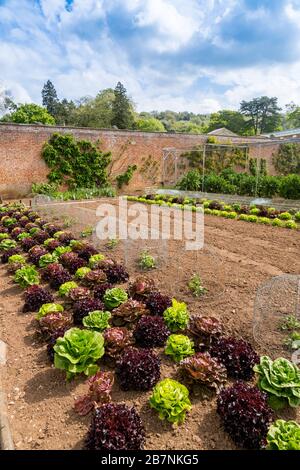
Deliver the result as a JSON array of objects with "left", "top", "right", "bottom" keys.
[{"left": 0, "top": 123, "right": 277, "bottom": 198}]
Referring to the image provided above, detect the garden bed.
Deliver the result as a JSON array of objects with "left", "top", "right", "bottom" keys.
[{"left": 0, "top": 201, "right": 299, "bottom": 450}]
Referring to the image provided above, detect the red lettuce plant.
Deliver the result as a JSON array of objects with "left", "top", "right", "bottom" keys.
[
  {"left": 188, "top": 315, "right": 223, "bottom": 349},
  {"left": 103, "top": 327, "right": 133, "bottom": 359},
  {"left": 60, "top": 252, "right": 86, "bottom": 274},
  {"left": 45, "top": 239, "right": 61, "bottom": 251},
  {"left": 210, "top": 337, "right": 259, "bottom": 380},
  {"left": 74, "top": 371, "right": 114, "bottom": 416},
  {"left": 20, "top": 237, "right": 37, "bottom": 252},
  {"left": 116, "top": 346, "right": 160, "bottom": 391},
  {"left": 28, "top": 245, "right": 48, "bottom": 265},
  {"left": 93, "top": 282, "right": 113, "bottom": 301},
  {"left": 33, "top": 230, "right": 49, "bottom": 244},
  {"left": 145, "top": 291, "right": 172, "bottom": 316},
  {"left": 180, "top": 352, "right": 227, "bottom": 391},
  {"left": 49, "top": 269, "right": 73, "bottom": 290},
  {"left": 112, "top": 299, "right": 149, "bottom": 326},
  {"left": 128, "top": 277, "right": 156, "bottom": 300},
  {"left": 19, "top": 216, "right": 29, "bottom": 227},
  {"left": 23, "top": 285, "right": 54, "bottom": 312},
  {"left": 86, "top": 403, "right": 145, "bottom": 450},
  {"left": 44, "top": 224, "right": 62, "bottom": 237},
  {"left": 39, "top": 311, "right": 73, "bottom": 339},
  {"left": 46, "top": 327, "right": 70, "bottom": 362},
  {"left": 134, "top": 316, "right": 170, "bottom": 347},
  {"left": 57, "top": 231, "right": 75, "bottom": 245},
  {"left": 217, "top": 382, "right": 274, "bottom": 449},
  {"left": 83, "top": 270, "right": 107, "bottom": 286},
  {"left": 103, "top": 263, "right": 129, "bottom": 284},
  {"left": 72, "top": 243, "right": 98, "bottom": 261},
  {"left": 67, "top": 287, "right": 91, "bottom": 302},
  {"left": 11, "top": 227, "right": 25, "bottom": 240},
  {"left": 1, "top": 247, "right": 21, "bottom": 264},
  {"left": 73, "top": 298, "right": 105, "bottom": 325}
]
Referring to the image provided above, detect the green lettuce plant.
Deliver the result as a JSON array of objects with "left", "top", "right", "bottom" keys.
[
  {"left": 75, "top": 267, "right": 91, "bottom": 279},
  {"left": 0, "top": 239, "right": 17, "bottom": 251},
  {"left": 284, "top": 331, "right": 300, "bottom": 351},
  {"left": 39, "top": 253, "right": 58, "bottom": 268},
  {"left": 163, "top": 299, "right": 189, "bottom": 332},
  {"left": 165, "top": 334, "right": 195, "bottom": 362},
  {"left": 14, "top": 266, "right": 40, "bottom": 288},
  {"left": 89, "top": 254, "right": 105, "bottom": 269},
  {"left": 83, "top": 311, "right": 111, "bottom": 332},
  {"left": 254, "top": 356, "right": 300, "bottom": 409},
  {"left": 8, "top": 254, "right": 26, "bottom": 266},
  {"left": 0, "top": 233, "right": 9, "bottom": 240},
  {"left": 36, "top": 303, "right": 64, "bottom": 320},
  {"left": 103, "top": 287, "right": 128, "bottom": 310},
  {"left": 59, "top": 281, "right": 78, "bottom": 297},
  {"left": 149, "top": 378, "right": 192, "bottom": 424},
  {"left": 17, "top": 232, "right": 31, "bottom": 241},
  {"left": 54, "top": 327, "right": 105, "bottom": 380},
  {"left": 53, "top": 245, "right": 72, "bottom": 258},
  {"left": 266, "top": 419, "right": 300, "bottom": 450}
]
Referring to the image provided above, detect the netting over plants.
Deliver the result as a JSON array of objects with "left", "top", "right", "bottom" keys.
[{"left": 253, "top": 275, "right": 300, "bottom": 361}]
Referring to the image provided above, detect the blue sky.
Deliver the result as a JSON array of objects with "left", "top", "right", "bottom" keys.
[{"left": 1, "top": 0, "right": 300, "bottom": 113}]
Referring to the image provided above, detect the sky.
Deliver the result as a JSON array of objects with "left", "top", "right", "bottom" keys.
[{"left": 1, "top": 0, "right": 300, "bottom": 113}]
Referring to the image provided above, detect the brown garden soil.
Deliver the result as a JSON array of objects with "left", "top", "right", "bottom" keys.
[{"left": 0, "top": 206, "right": 300, "bottom": 450}]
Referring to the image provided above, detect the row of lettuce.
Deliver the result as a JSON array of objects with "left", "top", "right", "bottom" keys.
[
  {"left": 126, "top": 194, "right": 300, "bottom": 229},
  {"left": 0, "top": 203, "right": 300, "bottom": 450}
]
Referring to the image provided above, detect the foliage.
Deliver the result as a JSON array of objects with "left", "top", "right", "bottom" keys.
[
  {"left": 36, "top": 303, "right": 64, "bottom": 320},
  {"left": 75, "top": 267, "right": 91, "bottom": 279},
  {"left": 116, "top": 346, "right": 160, "bottom": 391},
  {"left": 103, "top": 327, "right": 133, "bottom": 359},
  {"left": 116, "top": 165, "right": 137, "bottom": 189},
  {"left": 266, "top": 419, "right": 300, "bottom": 450},
  {"left": 93, "top": 283, "right": 113, "bottom": 301},
  {"left": 284, "top": 331, "right": 300, "bottom": 351},
  {"left": 279, "top": 314, "right": 300, "bottom": 331},
  {"left": 112, "top": 299, "right": 148, "bottom": 326},
  {"left": 163, "top": 299, "right": 189, "bottom": 332},
  {"left": 217, "top": 382, "right": 273, "bottom": 449},
  {"left": 7, "top": 254, "right": 26, "bottom": 272},
  {"left": 136, "top": 117, "right": 165, "bottom": 132},
  {"left": 165, "top": 334, "right": 195, "bottom": 362},
  {"left": 188, "top": 316, "right": 223, "bottom": 349},
  {"left": 1, "top": 247, "right": 21, "bottom": 264},
  {"left": 74, "top": 371, "right": 114, "bottom": 416},
  {"left": 254, "top": 356, "right": 300, "bottom": 409},
  {"left": 38, "top": 253, "right": 58, "bottom": 268},
  {"left": 205, "top": 110, "right": 247, "bottom": 135},
  {"left": 273, "top": 143, "right": 300, "bottom": 175},
  {"left": 103, "top": 262, "right": 129, "bottom": 284},
  {"left": 1, "top": 103, "right": 55, "bottom": 125},
  {"left": 180, "top": 352, "right": 227, "bottom": 391},
  {"left": 67, "top": 286, "right": 91, "bottom": 302},
  {"left": 279, "top": 174, "right": 300, "bottom": 199},
  {"left": 42, "top": 133, "right": 111, "bottom": 189},
  {"left": 103, "top": 287, "right": 128, "bottom": 310},
  {"left": 89, "top": 253, "right": 105, "bottom": 268},
  {"left": 138, "top": 250, "right": 156, "bottom": 270},
  {"left": 105, "top": 238, "right": 119, "bottom": 250},
  {"left": 128, "top": 277, "right": 156, "bottom": 299},
  {"left": 0, "top": 239, "right": 17, "bottom": 251},
  {"left": 73, "top": 299, "right": 104, "bottom": 325},
  {"left": 86, "top": 403, "right": 145, "bottom": 450},
  {"left": 14, "top": 266, "right": 40, "bottom": 288},
  {"left": 23, "top": 285, "right": 54, "bottom": 312},
  {"left": 134, "top": 316, "right": 170, "bottom": 348},
  {"left": 59, "top": 281, "right": 78, "bottom": 297},
  {"left": 28, "top": 245, "right": 48, "bottom": 265},
  {"left": 149, "top": 378, "right": 192, "bottom": 425},
  {"left": 210, "top": 337, "right": 259, "bottom": 380},
  {"left": 49, "top": 269, "right": 73, "bottom": 290},
  {"left": 111, "top": 82, "right": 135, "bottom": 130},
  {"left": 39, "top": 311, "right": 73, "bottom": 339},
  {"left": 145, "top": 291, "right": 172, "bottom": 316},
  {"left": 188, "top": 274, "right": 207, "bottom": 297},
  {"left": 82, "top": 311, "right": 111, "bottom": 332},
  {"left": 54, "top": 327, "right": 105, "bottom": 380},
  {"left": 240, "top": 96, "right": 281, "bottom": 135}
]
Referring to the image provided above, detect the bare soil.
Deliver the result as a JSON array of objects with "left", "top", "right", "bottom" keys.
[{"left": 0, "top": 211, "right": 299, "bottom": 450}]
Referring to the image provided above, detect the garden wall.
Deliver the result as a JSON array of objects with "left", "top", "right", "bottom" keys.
[{"left": 0, "top": 123, "right": 274, "bottom": 198}]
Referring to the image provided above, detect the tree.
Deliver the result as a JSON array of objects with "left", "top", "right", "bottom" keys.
[
  {"left": 272, "top": 143, "right": 300, "bottom": 175},
  {"left": 286, "top": 104, "right": 300, "bottom": 129},
  {"left": 42, "top": 80, "right": 59, "bottom": 117},
  {"left": 205, "top": 110, "right": 247, "bottom": 135},
  {"left": 72, "top": 89, "right": 115, "bottom": 128},
  {"left": 111, "top": 82, "right": 135, "bottom": 129},
  {"left": 136, "top": 117, "right": 165, "bottom": 132},
  {"left": 240, "top": 96, "right": 282, "bottom": 135},
  {"left": 1, "top": 103, "right": 55, "bottom": 124}
]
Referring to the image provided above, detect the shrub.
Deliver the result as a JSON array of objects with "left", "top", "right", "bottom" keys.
[
  {"left": 217, "top": 382, "right": 273, "bottom": 449},
  {"left": 266, "top": 419, "right": 300, "bottom": 450},
  {"left": 103, "top": 327, "right": 133, "bottom": 359},
  {"left": 163, "top": 299, "right": 189, "bottom": 332},
  {"left": 279, "top": 174, "right": 300, "bottom": 199},
  {"left": 145, "top": 291, "right": 172, "bottom": 316},
  {"left": 254, "top": 356, "right": 300, "bottom": 409},
  {"left": 165, "top": 334, "right": 195, "bottom": 362},
  {"left": 210, "top": 337, "right": 259, "bottom": 380},
  {"left": 54, "top": 327, "right": 105, "bottom": 380},
  {"left": 116, "top": 347, "right": 160, "bottom": 391},
  {"left": 103, "top": 287, "right": 128, "bottom": 310},
  {"left": 180, "top": 352, "right": 227, "bottom": 391},
  {"left": 82, "top": 311, "right": 111, "bottom": 332},
  {"left": 14, "top": 266, "right": 40, "bottom": 288},
  {"left": 149, "top": 378, "right": 192, "bottom": 425},
  {"left": 23, "top": 285, "right": 54, "bottom": 312},
  {"left": 134, "top": 316, "right": 170, "bottom": 348},
  {"left": 74, "top": 371, "right": 114, "bottom": 416},
  {"left": 86, "top": 403, "right": 145, "bottom": 450}
]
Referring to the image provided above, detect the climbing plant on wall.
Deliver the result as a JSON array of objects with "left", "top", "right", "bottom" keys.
[{"left": 42, "top": 133, "right": 112, "bottom": 189}]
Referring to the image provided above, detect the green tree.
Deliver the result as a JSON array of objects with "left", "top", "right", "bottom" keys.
[
  {"left": 72, "top": 89, "right": 115, "bottom": 128},
  {"left": 205, "top": 110, "right": 247, "bottom": 135},
  {"left": 286, "top": 103, "right": 300, "bottom": 129},
  {"left": 240, "top": 96, "right": 282, "bottom": 135},
  {"left": 42, "top": 80, "right": 59, "bottom": 117},
  {"left": 1, "top": 103, "right": 55, "bottom": 125},
  {"left": 136, "top": 117, "right": 165, "bottom": 132},
  {"left": 273, "top": 143, "right": 300, "bottom": 175},
  {"left": 111, "top": 82, "right": 135, "bottom": 129}
]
